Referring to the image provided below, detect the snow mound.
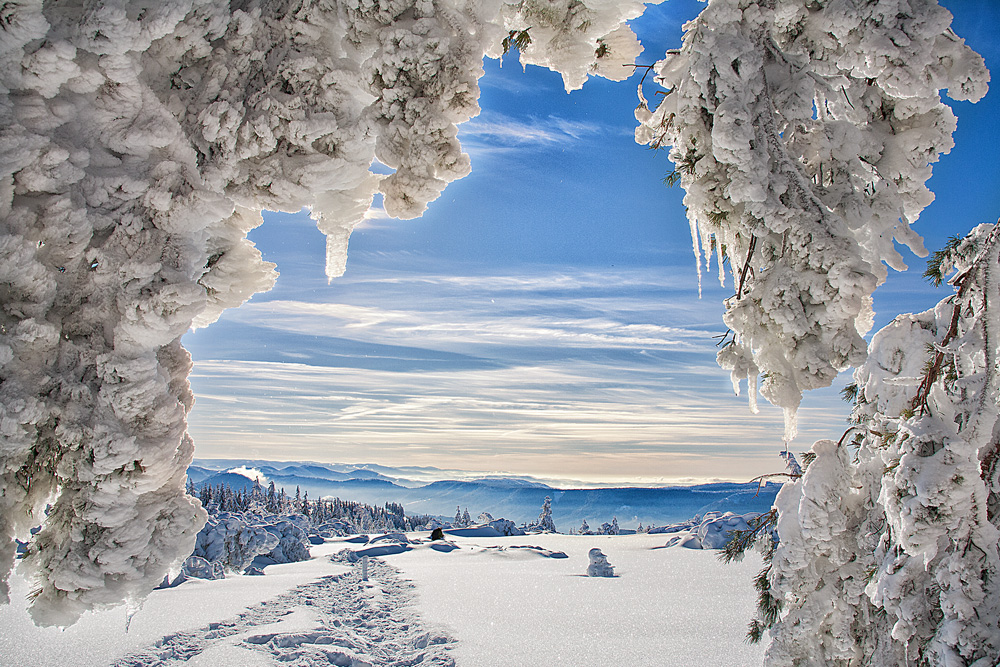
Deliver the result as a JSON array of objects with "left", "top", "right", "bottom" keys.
[
  {"left": 445, "top": 519, "right": 525, "bottom": 538},
  {"left": 509, "top": 545, "right": 568, "bottom": 559},
  {"left": 655, "top": 512, "right": 758, "bottom": 550},
  {"left": 587, "top": 548, "right": 615, "bottom": 577},
  {"left": 351, "top": 544, "right": 412, "bottom": 559},
  {"left": 477, "top": 545, "right": 569, "bottom": 560},
  {"left": 445, "top": 526, "right": 505, "bottom": 538},
  {"left": 368, "top": 532, "right": 412, "bottom": 545}
]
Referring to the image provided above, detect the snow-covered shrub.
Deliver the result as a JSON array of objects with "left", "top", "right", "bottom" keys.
[
  {"left": 661, "top": 512, "right": 759, "bottom": 549},
  {"left": 487, "top": 519, "right": 525, "bottom": 537},
  {"left": 192, "top": 513, "right": 280, "bottom": 574},
  {"left": 260, "top": 518, "right": 311, "bottom": 565},
  {"left": 180, "top": 556, "right": 224, "bottom": 581},
  {"left": 587, "top": 548, "right": 615, "bottom": 577}
]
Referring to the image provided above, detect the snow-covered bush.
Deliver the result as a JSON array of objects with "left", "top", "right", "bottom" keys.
[
  {"left": 587, "top": 548, "right": 615, "bottom": 577},
  {"left": 661, "top": 512, "right": 759, "bottom": 550},
  {"left": 192, "top": 513, "right": 280, "bottom": 574},
  {"left": 180, "top": 556, "right": 224, "bottom": 582},
  {"left": 487, "top": 519, "right": 525, "bottom": 537},
  {"left": 259, "top": 517, "right": 311, "bottom": 565}
]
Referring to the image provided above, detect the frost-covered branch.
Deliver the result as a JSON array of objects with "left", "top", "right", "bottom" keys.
[
  {"left": 0, "top": 0, "right": 658, "bottom": 626},
  {"left": 766, "top": 223, "right": 1000, "bottom": 665},
  {"left": 636, "top": 0, "right": 989, "bottom": 438}
]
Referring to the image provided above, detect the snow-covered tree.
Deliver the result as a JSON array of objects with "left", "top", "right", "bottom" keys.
[
  {"left": 0, "top": 0, "right": 651, "bottom": 626},
  {"left": 764, "top": 224, "right": 1000, "bottom": 665},
  {"left": 598, "top": 517, "right": 620, "bottom": 536},
  {"left": 579, "top": 518, "right": 592, "bottom": 535},
  {"left": 530, "top": 495, "right": 557, "bottom": 533},
  {"left": 636, "top": 0, "right": 988, "bottom": 438}
]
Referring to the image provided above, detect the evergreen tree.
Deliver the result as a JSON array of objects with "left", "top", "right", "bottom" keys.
[
  {"left": 763, "top": 225, "right": 1000, "bottom": 665},
  {"left": 535, "top": 496, "right": 557, "bottom": 533}
]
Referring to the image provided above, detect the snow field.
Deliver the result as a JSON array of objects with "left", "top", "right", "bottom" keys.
[
  {"left": 0, "top": 542, "right": 351, "bottom": 667},
  {"left": 382, "top": 532, "right": 766, "bottom": 666},
  {"left": 0, "top": 532, "right": 764, "bottom": 666}
]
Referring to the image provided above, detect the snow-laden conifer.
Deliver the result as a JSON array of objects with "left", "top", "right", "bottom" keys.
[
  {"left": 532, "top": 495, "right": 557, "bottom": 533},
  {"left": 766, "top": 224, "right": 1000, "bottom": 665},
  {"left": 0, "top": 0, "right": 656, "bottom": 625},
  {"left": 635, "top": 0, "right": 989, "bottom": 438}
]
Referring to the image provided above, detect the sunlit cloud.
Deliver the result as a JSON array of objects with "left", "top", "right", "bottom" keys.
[
  {"left": 232, "top": 299, "right": 714, "bottom": 353},
  {"left": 186, "top": 358, "right": 850, "bottom": 484}
]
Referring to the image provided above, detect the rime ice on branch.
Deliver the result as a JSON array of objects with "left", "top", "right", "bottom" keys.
[
  {"left": 635, "top": 0, "right": 988, "bottom": 438},
  {"left": 765, "top": 224, "right": 1000, "bottom": 665},
  {"left": 0, "top": 0, "right": 654, "bottom": 625}
]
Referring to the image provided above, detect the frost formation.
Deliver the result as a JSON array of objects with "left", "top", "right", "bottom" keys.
[
  {"left": 765, "top": 224, "right": 1000, "bottom": 665},
  {"left": 0, "top": 0, "right": 651, "bottom": 625},
  {"left": 636, "top": 0, "right": 988, "bottom": 438},
  {"left": 0, "top": 0, "right": 989, "bottom": 634}
]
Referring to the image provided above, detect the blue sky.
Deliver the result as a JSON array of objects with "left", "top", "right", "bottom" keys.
[{"left": 182, "top": 0, "right": 1000, "bottom": 485}]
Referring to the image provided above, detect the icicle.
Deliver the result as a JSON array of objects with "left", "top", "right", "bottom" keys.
[
  {"left": 748, "top": 371, "right": 759, "bottom": 414},
  {"left": 782, "top": 407, "right": 798, "bottom": 442},
  {"left": 702, "top": 228, "right": 714, "bottom": 279},
  {"left": 716, "top": 236, "right": 726, "bottom": 288},
  {"left": 690, "top": 215, "right": 703, "bottom": 298},
  {"left": 124, "top": 597, "right": 144, "bottom": 633}
]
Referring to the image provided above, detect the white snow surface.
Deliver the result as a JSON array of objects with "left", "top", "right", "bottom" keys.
[
  {"left": 0, "top": 541, "right": 350, "bottom": 667},
  {"left": 0, "top": 532, "right": 765, "bottom": 666},
  {"left": 381, "top": 532, "right": 766, "bottom": 666}
]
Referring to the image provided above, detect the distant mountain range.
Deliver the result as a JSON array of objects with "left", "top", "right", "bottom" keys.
[{"left": 188, "top": 459, "right": 781, "bottom": 529}]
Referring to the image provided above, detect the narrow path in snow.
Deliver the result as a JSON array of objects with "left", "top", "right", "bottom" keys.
[{"left": 113, "top": 552, "right": 455, "bottom": 667}]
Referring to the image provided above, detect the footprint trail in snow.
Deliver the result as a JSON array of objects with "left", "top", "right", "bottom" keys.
[{"left": 114, "top": 552, "right": 455, "bottom": 666}]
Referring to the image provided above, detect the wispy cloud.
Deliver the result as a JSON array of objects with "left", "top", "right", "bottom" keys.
[
  {"left": 233, "top": 299, "right": 714, "bottom": 353},
  {"left": 460, "top": 112, "right": 605, "bottom": 148},
  {"left": 186, "top": 359, "right": 850, "bottom": 484}
]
